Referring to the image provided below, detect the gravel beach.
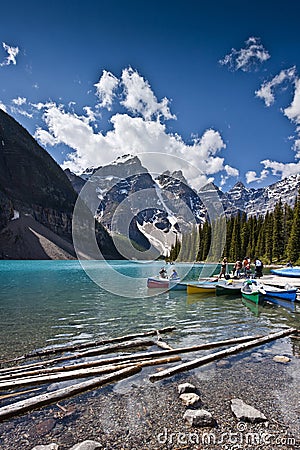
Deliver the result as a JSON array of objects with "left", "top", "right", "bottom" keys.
[{"left": 0, "top": 337, "right": 299, "bottom": 450}]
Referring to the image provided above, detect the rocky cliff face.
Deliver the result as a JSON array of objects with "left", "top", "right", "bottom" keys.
[
  {"left": 0, "top": 109, "right": 120, "bottom": 259},
  {"left": 0, "top": 109, "right": 77, "bottom": 238}
]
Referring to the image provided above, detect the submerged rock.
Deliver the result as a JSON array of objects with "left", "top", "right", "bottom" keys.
[
  {"left": 273, "top": 355, "right": 291, "bottom": 363},
  {"left": 31, "top": 444, "right": 58, "bottom": 450},
  {"left": 231, "top": 398, "right": 267, "bottom": 423},
  {"left": 69, "top": 441, "right": 102, "bottom": 450},
  {"left": 183, "top": 409, "right": 216, "bottom": 427},
  {"left": 179, "top": 393, "right": 200, "bottom": 406},
  {"left": 29, "top": 419, "right": 56, "bottom": 438},
  {"left": 177, "top": 382, "right": 196, "bottom": 394}
]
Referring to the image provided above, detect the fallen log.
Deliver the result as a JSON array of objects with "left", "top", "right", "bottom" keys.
[
  {"left": 0, "top": 356, "right": 181, "bottom": 390},
  {"left": 0, "top": 365, "right": 141, "bottom": 421},
  {"left": 149, "top": 328, "right": 297, "bottom": 382},
  {"left": 0, "top": 339, "right": 155, "bottom": 376},
  {"left": 1, "top": 327, "right": 176, "bottom": 364},
  {"left": 155, "top": 341, "right": 174, "bottom": 350},
  {"left": 0, "top": 388, "right": 41, "bottom": 401},
  {"left": 0, "top": 334, "right": 263, "bottom": 379}
]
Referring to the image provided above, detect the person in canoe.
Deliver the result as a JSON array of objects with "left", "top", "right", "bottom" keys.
[
  {"left": 170, "top": 268, "right": 179, "bottom": 280},
  {"left": 159, "top": 267, "right": 168, "bottom": 278}
]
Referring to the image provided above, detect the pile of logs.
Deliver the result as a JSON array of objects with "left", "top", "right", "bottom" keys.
[{"left": 0, "top": 326, "right": 297, "bottom": 421}]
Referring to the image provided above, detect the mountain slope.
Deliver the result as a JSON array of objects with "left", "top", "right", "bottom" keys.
[{"left": 0, "top": 110, "right": 120, "bottom": 260}]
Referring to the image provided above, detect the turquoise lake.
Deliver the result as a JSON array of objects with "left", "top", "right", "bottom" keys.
[{"left": 0, "top": 260, "right": 299, "bottom": 361}]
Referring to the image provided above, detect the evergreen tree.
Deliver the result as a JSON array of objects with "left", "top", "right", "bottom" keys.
[
  {"left": 264, "top": 211, "right": 273, "bottom": 263},
  {"left": 229, "top": 213, "right": 241, "bottom": 261},
  {"left": 272, "top": 200, "right": 284, "bottom": 261},
  {"left": 255, "top": 216, "right": 265, "bottom": 259},
  {"left": 240, "top": 212, "right": 249, "bottom": 258},
  {"left": 224, "top": 217, "right": 234, "bottom": 258},
  {"left": 202, "top": 221, "right": 211, "bottom": 260},
  {"left": 283, "top": 204, "right": 293, "bottom": 258},
  {"left": 287, "top": 195, "right": 300, "bottom": 263}
]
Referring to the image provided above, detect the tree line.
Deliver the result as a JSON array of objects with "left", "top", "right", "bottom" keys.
[{"left": 169, "top": 192, "right": 300, "bottom": 264}]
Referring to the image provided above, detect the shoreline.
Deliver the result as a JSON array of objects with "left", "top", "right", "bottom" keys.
[{"left": 0, "top": 338, "right": 299, "bottom": 449}]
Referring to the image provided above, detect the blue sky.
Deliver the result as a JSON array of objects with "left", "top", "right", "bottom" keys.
[{"left": 1, "top": 0, "right": 300, "bottom": 190}]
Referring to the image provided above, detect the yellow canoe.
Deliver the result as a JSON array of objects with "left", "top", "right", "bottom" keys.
[{"left": 187, "top": 283, "right": 216, "bottom": 294}]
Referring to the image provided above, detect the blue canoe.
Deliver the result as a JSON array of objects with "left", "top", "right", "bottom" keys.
[
  {"left": 264, "top": 286, "right": 297, "bottom": 302},
  {"left": 270, "top": 267, "right": 300, "bottom": 278}
]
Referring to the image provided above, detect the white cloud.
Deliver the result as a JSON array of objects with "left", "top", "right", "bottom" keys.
[
  {"left": 245, "top": 169, "right": 269, "bottom": 184},
  {"left": 34, "top": 128, "right": 59, "bottom": 146},
  {"left": 219, "top": 165, "right": 239, "bottom": 187},
  {"left": 0, "top": 42, "right": 19, "bottom": 67},
  {"left": 253, "top": 69, "right": 300, "bottom": 180},
  {"left": 120, "top": 67, "right": 176, "bottom": 120},
  {"left": 30, "top": 67, "right": 240, "bottom": 190},
  {"left": 32, "top": 101, "right": 57, "bottom": 110},
  {"left": 219, "top": 37, "right": 270, "bottom": 72},
  {"left": 34, "top": 101, "right": 236, "bottom": 190},
  {"left": 261, "top": 159, "right": 300, "bottom": 179},
  {"left": 293, "top": 139, "right": 300, "bottom": 158},
  {"left": 94, "top": 70, "right": 119, "bottom": 110},
  {"left": 284, "top": 77, "right": 300, "bottom": 124},
  {"left": 12, "top": 96, "right": 27, "bottom": 106},
  {"left": 255, "top": 67, "right": 296, "bottom": 107},
  {"left": 13, "top": 108, "right": 33, "bottom": 118},
  {"left": 0, "top": 101, "right": 7, "bottom": 112},
  {"left": 224, "top": 164, "right": 239, "bottom": 177}
]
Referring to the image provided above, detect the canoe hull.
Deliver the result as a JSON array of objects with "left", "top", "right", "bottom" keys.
[
  {"left": 241, "top": 291, "right": 262, "bottom": 305},
  {"left": 169, "top": 281, "right": 187, "bottom": 291},
  {"left": 187, "top": 284, "right": 216, "bottom": 294},
  {"left": 147, "top": 277, "right": 169, "bottom": 288},
  {"left": 270, "top": 267, "right": 300, "bottom": 278},
  {"left": 216, "top": 284, "right": 242, "bottom": 296},
  {"left": 264, "top": 289, "right": 297, "bottom": 302}
]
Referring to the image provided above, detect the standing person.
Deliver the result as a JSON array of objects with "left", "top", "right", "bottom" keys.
[
  {"left": 254, "top": 257, "right": 263, "bottom": 278},
  {"left": 219, "top": 257, "right": 228, "bottom": 279},
  {"left": 242, "top": 257, "right": 248, "bottom": 277},
  {"left": 234, "top": 260, "right": 242, "bottom": 278}
]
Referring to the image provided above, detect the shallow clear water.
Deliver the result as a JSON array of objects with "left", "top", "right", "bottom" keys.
[{"left": 0, "top": 260, "right": 299, "bottom": 360}]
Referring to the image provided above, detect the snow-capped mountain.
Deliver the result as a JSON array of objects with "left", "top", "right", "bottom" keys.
[
  {"left": 65, "top": 154, "right": 300, "bottom": 254},
  {"left": 225, "top": 175, "right": 300, "bottom": 216}
]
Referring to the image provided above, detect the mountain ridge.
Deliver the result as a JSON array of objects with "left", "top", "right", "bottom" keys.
[{"left": 0, "top": 109, "right": 121, "bottom": 260}]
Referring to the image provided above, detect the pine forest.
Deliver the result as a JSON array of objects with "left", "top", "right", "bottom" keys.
[{"left": 169, "top": 192, "right": 300, "bottom": 264}]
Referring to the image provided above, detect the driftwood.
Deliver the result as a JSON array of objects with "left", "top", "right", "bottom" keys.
[
  {"left": 0, "top": 339, "right": 155, "bottom": 376},
  {"left": 0, "top": 365, "right": 141, "bottom": 421},
  {"left": 1, "top": 327, "right": 176, "bottom": 364},
  {"left": 149, "top": 327, "right": 297, "bottom": 382},
  {"left": 0, "top": 388, "right": 41, "bottom": 401},
  {"left": 0, "top": 356, "right": 181, "bottom": 390},
  {"left": 155, "top": 341, "right": 174, "bottom": 350},
  {"left": 0, "top": 334, "right": 263, "bottom": 379}
]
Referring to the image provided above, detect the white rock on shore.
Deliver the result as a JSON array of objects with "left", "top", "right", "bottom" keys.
[
  {"left": 231, "top": 398, "right": 267, "bottom": 423},
  {"left": 183, "top": 409, "right": 216, "bottom": 427},
  {"left": 31, "top": 441, "right": 102, "bottom": 450}
]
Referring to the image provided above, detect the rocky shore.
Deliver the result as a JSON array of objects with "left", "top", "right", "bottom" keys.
[{"left": 0, "top": 338, "right": 299, "bottom": 450}]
